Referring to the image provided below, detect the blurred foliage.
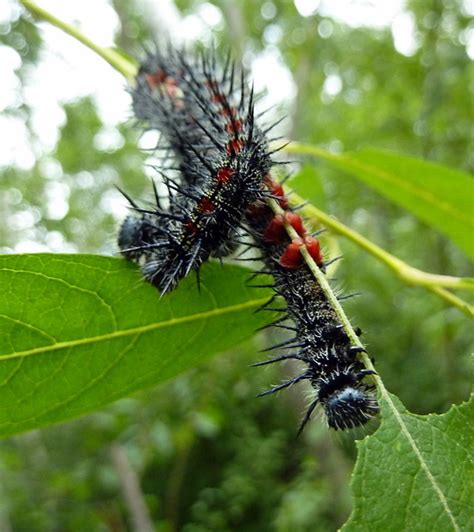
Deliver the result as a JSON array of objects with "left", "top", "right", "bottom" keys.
[{"left": 0, "top": 0, "right": 472, "bottom": 530}]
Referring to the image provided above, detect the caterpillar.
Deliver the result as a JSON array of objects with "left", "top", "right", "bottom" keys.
[
  {"left": 119, "top": 48, "right": 274, "bottom": 293},
  {"left": 245, "top": 182, "right": 379, "bottom": 431},
  {"left": 118, "top": 47, "right": 379, "bottom": 431}
]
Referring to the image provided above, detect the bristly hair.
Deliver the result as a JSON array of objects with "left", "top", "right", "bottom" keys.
[
  {"left": 119, "top": 47, "right": 273, "bottom": 293},
  {"left": 245, "top": 191, "right": 379, "bottom": 433},
  {"left": 118, "top": 46, "right": 379, "bottom": 432}
]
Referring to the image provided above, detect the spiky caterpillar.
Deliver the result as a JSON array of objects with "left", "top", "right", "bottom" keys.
[
  {"left": 246, "top": 180, "right": 379, "bottom": 431},
  {"left": 119, "top": 49, "right": 272, "bottom": 292},
  {"left": 119, "top": 48, "right": 379, "bottom": 431}
]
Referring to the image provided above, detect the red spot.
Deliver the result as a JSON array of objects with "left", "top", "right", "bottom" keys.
[
  {"left": 264, "top": 213, "right": 305, "bottom": 244},
  {"left": 225, "top": 120, "right": 243, "bottom": 134},
  {"left": 274, "top": 185, "right": 288, "bottom": 208},
  {"left": 246, "top": 201, "right": 269, "bottom": 218},
  {"left": 145, "top": 69, "right": 167, "bottom": 89},
  {"left": 304, "top": 236, "right": 324, "bottom": 267},
  {"left": 205, "top": 79, "right": 219, "bottom": 90},
  {"left": 279, "top": 239, "right": 304, "bottom": 269},
  {"left": 185, "top": 220, "right": 198, "bottom": 235},
  {"left": 199, "top": 197, "right": 215, "bottom": 214},
  {"left": 164, "top": 78, "right": 178, "bottom": 96},
  {"left": 264, "top": 214, "right": 286, "bottom": 244},
  {"left": 211, "top": 92, "right": 226, "bottom": 104},
  {"left": 226, "top": 138, "right": 245, "bottom": 155},
  {"left": 219, "top": 106, "right": 237, "bottom": 117},
  {"left": 285, "top": 212, "right": 305, "bottom": 237},
  {"left": 279, "top": 237, "right": 324, "bottom": 269},
  {"left": 217, "top": 167, "right": 234, "bottom": 184},
  {"left": 264, "top": 175, "right": 289, "bottom": 208}
]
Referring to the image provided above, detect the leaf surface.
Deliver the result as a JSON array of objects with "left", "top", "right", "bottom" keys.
[
  {"left": 344, "top": 393, "right": 474, "bottom": 532},
  {"left": 0, "top": 254, "right": 270, "bottom": 437}
]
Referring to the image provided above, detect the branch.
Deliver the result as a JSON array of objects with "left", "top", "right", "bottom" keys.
[
  {"left": 110, "top": 444, "right": 154, "bottom": 532},
  {"left": 267, "top": 200, "right": 376, "bottom": 370},
  {"left": 291, "top": 195, "right": 474, "bottom": 318}
]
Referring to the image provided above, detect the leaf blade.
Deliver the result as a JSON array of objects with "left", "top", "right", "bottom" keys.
[
  {"left": 0, "top": 254, "right": 271, "bottom": 437},
  {"left": 344, "top": 393, "right": 474, "bottom": 531}
]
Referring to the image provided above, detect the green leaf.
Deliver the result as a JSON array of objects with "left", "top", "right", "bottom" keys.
[
  {"left": 344, "top": 393, "right": 474, "bottom": 531},
  {"left": 0, "top": 254, "right": 271, "bottom": 437},
  {"left": 289, "top": 164, "right": 327, "bottom": 211},
  {"left": 290, "top": 145, "right": 474, "bottom": 259}
]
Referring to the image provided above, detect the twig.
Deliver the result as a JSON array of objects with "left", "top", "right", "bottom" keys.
[
  {"left": 266, "top": 199, "right": 376, "bottom": 374},
  {"left": 291, "top": 195, "right": 474, "bottom": 318},
  {"left": 20, "top": 0, "right": 473, "bottom": 318},
  {"left": 110, "top": 444, "right": 154, "bottom": 532}
]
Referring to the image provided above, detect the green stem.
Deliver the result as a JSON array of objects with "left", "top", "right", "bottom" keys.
[
  {"left": 293, "top": 197, "right": 474, "bottom": 318},
  {"left": 297, "top": 198, "right": 472, "bottom": 290},
  {"left": 20, "top": 0, "right": 474, "bottom": 302},
  {"left": 20, "top": 0, "right": 138, "bottom": 82},
  {"left": 21, "top": 2, "right": 472, "bottom": 467},
  {"left": 20, "top": 0, "right": 472, "bottom": 322},
  {"left": 267, "top": 198, "right": 377, "bottom": 376}
]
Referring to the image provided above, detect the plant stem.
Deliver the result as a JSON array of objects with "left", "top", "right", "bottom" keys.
[
  {"left": 20, "top": 0, "right": 138, "bottom": 82},
  {"left": 21, "top": 1, "right": 472, "bottom": 316},
  {"left": 292, "top": 196, "right": 474, "bottom": 318},
  {"left": 267, "top": 198, "right": 377, "bottom": 377}
]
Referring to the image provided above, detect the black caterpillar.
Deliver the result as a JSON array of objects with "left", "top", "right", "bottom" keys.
[
  {"left": 245, "top": 192, "right": 379, "bottom": 431},
  {"left": 119, "top": 48, "right": 272, "bottom": 293},
  {"left": 118, "top": 47, "right": 379, "bottom": 431}
]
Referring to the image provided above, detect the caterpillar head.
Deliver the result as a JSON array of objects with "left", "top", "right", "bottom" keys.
[
  {"left": 315, "top": 361, "right": 379, "bottom": 430},
  {"left": 322, "top": 384, "right": 379, "bottom": 430}
]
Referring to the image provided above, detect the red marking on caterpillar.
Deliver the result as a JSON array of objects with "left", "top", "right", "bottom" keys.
[
  {"left": 219, "top": 106, "right": 236, "bottom": 117},
  {"left": 122, "top": 48, "right": 272, "bottom": 293},
  {"left": 279, "top": 238, "right": 305, "bottom": 269},
  {"left": 145, "top": 69, "right": 167, "bottom": 88},
  {"left": 264, "top": 214, "right": 286, "bottom": 244},
  {"left": 304, "top": 236, "right": 324, "bottom": 267},
  {"left": 216, "top": 167, "right": 234, "bottom": 184},
  {"left": 264, "top": 175, "right": 289, "bottom": 208},
  {"left": 185, "top": 220, "right": 198, "bottom": 235},
  {"left": 198, "top": 197, "right": 216, "bottom": 214},
  {"left": 244, "top": 177, "right": 378, "bottom": 431},
  {"left": 226, "top": 138, "right": 245, "bottom": 155},
  {"left": 286, "top": 212, "right": 305, "bottom": 236},
  {"left": 264, "top": 213, "right": 305, "bottom": 244},
  {"left": 211, "top": 92, "right": 225, "bottom": 104},
  {"left": 145, "top": 70, "right": 182, "bottom": 104},
  {"left": 246, "top": 200, "right": 268, "bottom": 219},
  {"left": 278, "top": 234, "right": 324, "bottom": 270},
  {"left": 225, "top": 119, "right": 243, "bottom": 134}
]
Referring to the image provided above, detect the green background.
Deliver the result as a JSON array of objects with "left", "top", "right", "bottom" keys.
[{"left": 0, "top": 0, "right": 472, "bottom": 530}]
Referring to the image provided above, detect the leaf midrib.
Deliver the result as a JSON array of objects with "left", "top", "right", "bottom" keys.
[
  {"left": 0, "top": 297, "right": 268, "bottom": 363},
  {"left": 380, "top": 386, "right": 460, "bottom": 532}
]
